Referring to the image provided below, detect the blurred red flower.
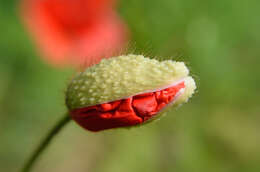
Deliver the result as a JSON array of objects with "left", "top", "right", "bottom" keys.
[{"left": 20, "top": 0, "right": 128, "bottom": 67}]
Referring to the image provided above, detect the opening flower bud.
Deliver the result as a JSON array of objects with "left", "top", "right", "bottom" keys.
[{"left": 66, "top": 54, "right": 196, "bottom": 131}]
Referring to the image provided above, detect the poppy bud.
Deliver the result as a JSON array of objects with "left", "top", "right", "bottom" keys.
[{"left": 66, "top": 54, "right": 196, "bottom": 131}]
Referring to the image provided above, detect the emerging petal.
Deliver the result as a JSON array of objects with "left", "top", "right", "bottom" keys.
[{"left": 70, "top": 82, "right": 185, "bottom": 131}]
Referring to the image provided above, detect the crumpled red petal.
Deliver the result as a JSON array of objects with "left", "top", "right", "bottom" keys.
[{"left": 70, "top": 82, "right": 185, "bottom": 131}]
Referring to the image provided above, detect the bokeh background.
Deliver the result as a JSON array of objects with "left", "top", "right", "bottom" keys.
[{"left": 1, "top": 0, "right": 260, "bottom": 171}]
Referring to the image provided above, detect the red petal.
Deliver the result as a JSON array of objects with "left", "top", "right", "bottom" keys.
[
  {"left": 99, "top": 100, "right": 121, "bottom": 111},
  {"left": 70, "top": 82, "right": 185, "bottom": 131},
  {"left": 132, "top": 95, "right": 157, "bottom": 116}
]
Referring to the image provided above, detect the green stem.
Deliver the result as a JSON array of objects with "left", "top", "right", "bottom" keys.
[{"left": 22, "top": 114, "right": 71, "bottom": 172}]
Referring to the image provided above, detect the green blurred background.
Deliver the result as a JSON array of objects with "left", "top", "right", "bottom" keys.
[{"left": 1, "top": 0, "right": 260, "bottom": 171}]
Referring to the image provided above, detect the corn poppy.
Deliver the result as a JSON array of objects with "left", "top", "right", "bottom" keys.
[{"left": 20, "top": 0, "right": 128, "bottom": 67}]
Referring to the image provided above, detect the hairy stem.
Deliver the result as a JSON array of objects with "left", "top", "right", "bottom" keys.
[{"left": 22, "top": 114, "right": 71, "bottom": 172}]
